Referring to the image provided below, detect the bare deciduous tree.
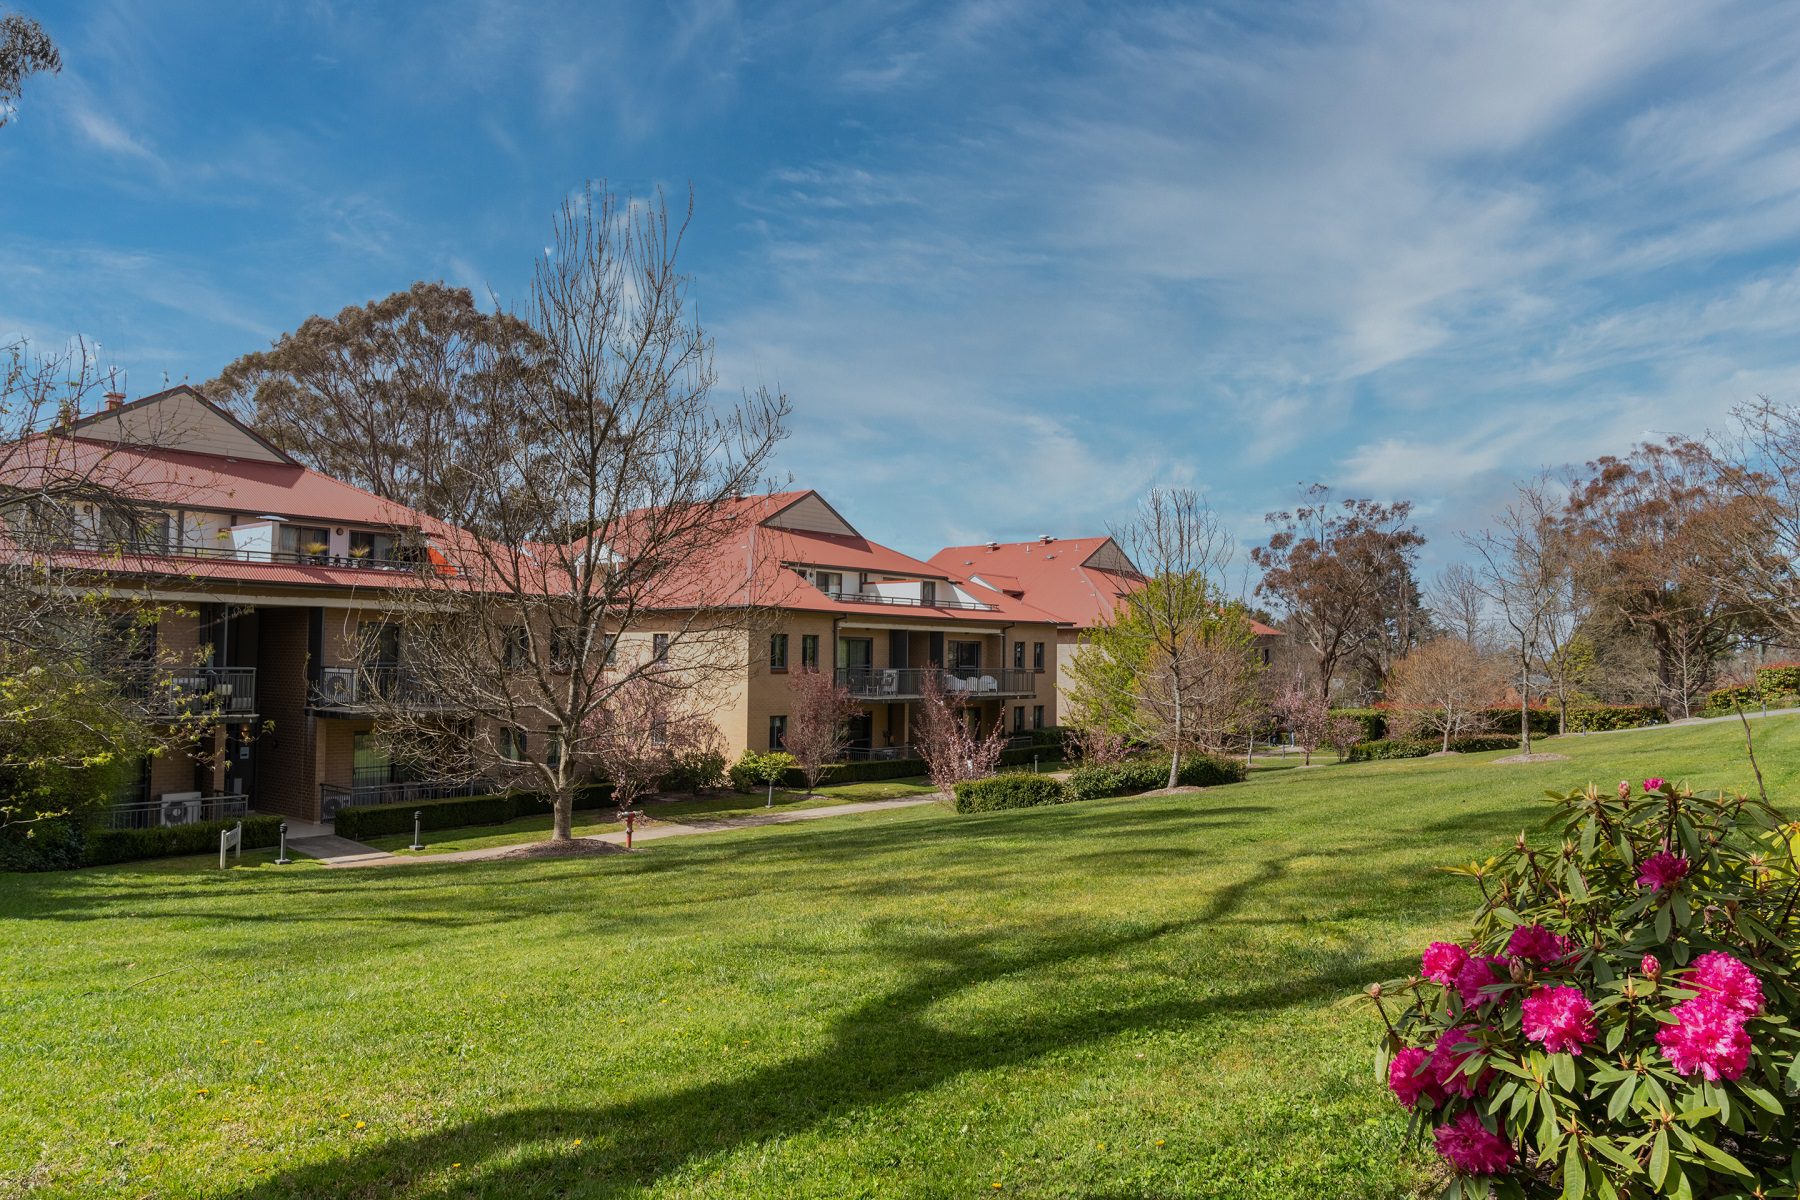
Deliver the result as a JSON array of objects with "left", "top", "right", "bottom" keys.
[
  {"left": 783, "top": 667, "right": 861, "bottom": 793},
  {"left": 1385, "top": 639, "right": 1508, "bottom": 753},
  {"left": 365, "top": 185, "right": 788, "bottom": 842},
  {"left": 1326, "top": 715, "right": 1364, "bottom": 762},
  {"left": 915, "top": 672, "right": 1009, "bottom": 797},
  {"left": 1463, "top": 479, "right": 1563, "bottom": 755},
  {"left": 1428, "top": 562, "right": 1488, "bottom": 647},
  {"left": 1708, "top": 396, "right": 1800, "bottom": 648},
  {"left": 584, "top": 675, "right": 724, "bottom": 811}
]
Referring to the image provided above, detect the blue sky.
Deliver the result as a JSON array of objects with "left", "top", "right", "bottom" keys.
[{"left": 5, "top": 1, "right": 1800, "bottom": 570}]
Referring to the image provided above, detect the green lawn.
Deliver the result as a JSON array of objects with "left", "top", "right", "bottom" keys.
[
  {"left": 4, "top": 717, "right": 1795, "bottom": 1198},
  {"left": 362, "top": 777, "right": 942, "bottom": 855}
]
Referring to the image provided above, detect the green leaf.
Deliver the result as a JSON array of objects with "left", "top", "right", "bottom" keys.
[
  {"left": 1654, "top": 902, "right": 1672, "bottom": 943},
  {"left": 1604, "top": 1022, "right": 1627, "bottom": 1053},
  {"left": 1553, "top": 1052, "right": 1577, "bottom": 1092},
  {"left": 1562, "top": 1142, "right": 1587, "bottom": 1200},
  {"left": 1689, "top": 1134, "right": 1752, "bottom": 1176},
  {"left": 1606, "top": 1075, "right": 1637, "bottom": 1122},
  {"left": 1738, "top": 1081, "right": 1783, "bottom": 1114},
  {"left": 1649, "top": 1129, "right": 1669, "bottom": 1189}
]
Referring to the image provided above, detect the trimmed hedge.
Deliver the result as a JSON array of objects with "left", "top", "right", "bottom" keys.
[
  {"left": 952, "top": 774, "right": 1067, "bottom": 813},
  {"left": 1565, "top": 704, "right": 1663, "bottom": 733},
  {"left": 333, "top": 785, "right": 613, "bottom": 840},
  {"left": 1344, "top": 735, "right": 1522, "bottom": 763},
  {"left": 1328, "top": 708, "right": 1387, "bottom": 741},
  {"left": 1064, "top": 754, "right": 1246, "bottom": 802},
  {"left": 84, "top": 815, "right": 284, "bottom": 867},
  {"left": 3, "top": 815, "right": 286, "bottom": 872},
  {"left": 1757, "top": 663, "right": 1800, "bottom": 696}
]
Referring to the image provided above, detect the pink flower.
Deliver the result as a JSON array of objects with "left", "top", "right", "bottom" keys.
[
  {"left": 1455, "top": 955, "right": 1510, "bottom": 1008},
  {"left": 1686, "top": 952, "right": 1765, "bottom": 1017},
  {"left": 1505, "top": 924, "right": 1572, "bottom": 964},
  {"left": 1616, "top": 779, "right": 1631, "bottom": 800},
  {"left": 1433, "top": 1109, "right": 1515, "bottom": 1176},
  {"left": 1521, "top": 985, "right": 1597, "bottom": 1055},
  {"left": 1387, "top": 1046, "right": 1441, "bottom": 1109},
  {"left": 1656, "top": 997, "right": 1751, "bottom": 1081},
  {"left": 1422, "top": 942, "right": 1470, "bottom": 985},
  {"left": 1643, "top": 777, "right": 1666, "bottom": 793},
  {"left": 1635, "top": 852, "right": 1690, "bottom": 891},
  {"left": 1641, "top": 954, "right": 1661, "bottom": 978},
  {"left": 1429, "top": 1027, "right": 1492, "bottom": 1098}
]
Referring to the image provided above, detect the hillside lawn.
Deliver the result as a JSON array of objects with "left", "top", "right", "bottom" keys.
[{"left": 4, "top": 717, "right": 1796, "bottom": 1198}]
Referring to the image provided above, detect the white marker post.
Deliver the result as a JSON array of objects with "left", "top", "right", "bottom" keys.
[{"left": 219, "top": 821, "right": 243, "bottom": 870}]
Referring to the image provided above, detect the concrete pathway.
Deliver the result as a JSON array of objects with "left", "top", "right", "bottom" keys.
[{"left": 302, "top": 795, "right": 942, "bottom": 870}]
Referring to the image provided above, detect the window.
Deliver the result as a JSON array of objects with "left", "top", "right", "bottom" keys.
[
  {"left": 348, "top": 529, "right": 396, "bottom": 563},
  {"left": 1261, "top": 645, "right": 1272, "bottom": 666},
  {"left": 278, "top": 524, "right": 332, "bottom": 561},
  {"left": 1033, "top": 641, "right": 1046, "bottom": 672},
  {"left": 920, "top": 580, "right": 937, "bottom": 606},
  {"left": 603, "top": 634, "right": 619, "bottom": 666},
  {"left": 98, "top": 507, "right": 171, "bottom": 554},
  {"left": 768, "top": 714, "right": 788, "bottom": 750},
  {"left": 359, "top": 621, "right": 401, "bottom": 667},
  {"left": 1033, "top": 705, "right": 1045, "bottom": 730},
  {"left": 546, "top": 733, "right": 562, "bottom": 772},
  {"left": 809, "top": 569, "right": 843, "bottom": 595},
  {"left": 801, "top": 634, "right": 819, "bottom": 670},
  {"left": 652, "top": 633, "right": 670, "bottom": 662},
  {"left": 1013, "top": 641, "right": 1025, "bottom": 669},
  {"left": 949, "top": 640, "right": 981, "bottom": 670},
  {"left": 550, "top": 627, "right": 577, "bottom": 672},
  {"left": 1013, "top": 705, "right": 1026, "bottom": 732},
  {"left": 501, "top": 626, "right": 528, "bottom": 670},
  {"left": 500, "top": 728, "right": 528, "bottom": 762},
  {"left": 770, "top": 632, "right": 789, "bottom": 671}
]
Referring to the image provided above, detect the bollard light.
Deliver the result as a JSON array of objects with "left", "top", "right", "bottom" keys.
[
  {"left": 275, "top": 822, "right": 292, "bottom": 865},
  {"left": 409, "top": 809, "right": 424, "bottom": 852}
]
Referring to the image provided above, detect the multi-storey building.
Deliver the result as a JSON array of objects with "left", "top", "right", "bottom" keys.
[{"left": 4, "top": 388, "right": 1067, "bottom": 830}]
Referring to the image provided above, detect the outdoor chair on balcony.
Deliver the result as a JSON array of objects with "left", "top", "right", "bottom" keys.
[
  {"left": 978, "top": 675, "right": 999, "bottom": 694},
  {"left": 878, "top": 669, "right": 899, "bottom": 696}
]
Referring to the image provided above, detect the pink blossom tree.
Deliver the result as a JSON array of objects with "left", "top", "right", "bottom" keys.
[
  {"left": 1270, "top": 671, "right": 1329, "bottom": 765},
  {"left": 784, "top": 667, "right": 863, "bottom": 794},
  {"left": 915, "top": 672, "right": 1009, "bottom": 797},
  {"left": 584, "top": 675, "right": 723, "bottom": 811}
]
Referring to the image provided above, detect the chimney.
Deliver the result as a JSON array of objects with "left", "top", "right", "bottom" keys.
[{"left": 103, "top": 391, "right": 126, "bottom": 411}]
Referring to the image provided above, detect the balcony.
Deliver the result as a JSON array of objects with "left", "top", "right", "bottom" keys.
[
  {"left": 830, "top": 591, "right": 997, "bottom": 612},
  {"left": 320, "top": 777, "right": 496, "bottom": 819},
  {"left": 104, "top": 792, "right": 250, "bottom": 830},
  {"left": 310, "top": 666, "right": 458, "bottom": 714},
  {"left": 121, "top": 667, "right": 257, "bottom": 719},
  {"left": 834, "top": 665, "right": 1037, "bottom": 701}
]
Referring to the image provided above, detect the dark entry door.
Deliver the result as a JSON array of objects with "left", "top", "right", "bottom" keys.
[{"left": 846, "top": 711, "right": 873, "bottom": 751}]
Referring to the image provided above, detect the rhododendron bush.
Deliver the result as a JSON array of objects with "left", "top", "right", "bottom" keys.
[{"left": 1362, "top": 778, "right": 1800, "bottom": 1199}]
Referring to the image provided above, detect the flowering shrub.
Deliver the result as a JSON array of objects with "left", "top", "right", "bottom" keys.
[{"left": 1363, "top": 778, "right": 1800, "bottom": 1198}]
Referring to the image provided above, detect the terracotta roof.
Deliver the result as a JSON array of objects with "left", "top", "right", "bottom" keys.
[{"left": 929, "top": 537, "right": 1281, "bottom": 637}]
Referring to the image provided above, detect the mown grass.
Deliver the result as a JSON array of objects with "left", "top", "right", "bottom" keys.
[
  {"left": 361, "top": 778, "right": 942, "bottom": 855},
  {"left": 3, "top": 716, "right": 1794, "bottom": 1198}
]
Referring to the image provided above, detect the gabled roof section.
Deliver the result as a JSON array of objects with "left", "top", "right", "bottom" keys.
[
  {"left": 759, "top": 490, "right": 860, "bottom": 538},
  {"left": 64, "top": 385, "right": 297, "bottom": 466}
]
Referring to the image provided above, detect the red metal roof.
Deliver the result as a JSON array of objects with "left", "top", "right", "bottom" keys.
[{"left": 929, "top": 537, "right": 1281, "bottom": 636}]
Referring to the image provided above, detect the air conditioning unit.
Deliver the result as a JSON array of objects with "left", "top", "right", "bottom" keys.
[
  {"left": 159, "top": 791, "right": 203, "bottom": 826},
  {"left": 319, "top": 672, "right": 356, "bottom": 705}
]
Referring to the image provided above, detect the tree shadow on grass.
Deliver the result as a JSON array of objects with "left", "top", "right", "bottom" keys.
[{"left": 221, "top": 853, "right": 1409, "bottom": 1200}]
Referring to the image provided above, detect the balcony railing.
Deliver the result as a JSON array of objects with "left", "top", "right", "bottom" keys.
[
  {"left": 829, "top": 591, "right": 997, "bottom": 611},
  {"left": 41, "top": 534, "right": 425, "bottom": 572},
  {"left": 103, "top": 793, "right": 250, "bottom": 830},
  {"left": 121, "top": 667, "right": 257, "bottom": 718},
  {"left": 834, "top": 666, "right": 1037, "bottom": 700},
  {"left": 320, "top": 777, "right": 496, "bottom": 819},
  {"left": 310, "top": 666, "right": 456, "bottom": 713}
]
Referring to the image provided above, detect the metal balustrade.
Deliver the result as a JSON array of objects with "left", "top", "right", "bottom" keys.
[
  {"left": 103, "top": 793, "right": 249, "bottom": 830},
  {"left": 121, "top": 667, "right": 257, "bottom": 717},
  {"left": 833, "top": 665, "right": 1037, "bottom": 699},
  {"left": 319, "top": 777, "right": 496, "bottom": 819},
  {"left": 310, "top": 666, "right": 455, "bottom": 712}
]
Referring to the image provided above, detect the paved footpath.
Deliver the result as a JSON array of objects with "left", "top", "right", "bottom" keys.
[{"left": 290, "top": 796, "right": 940, "bottom": 869}]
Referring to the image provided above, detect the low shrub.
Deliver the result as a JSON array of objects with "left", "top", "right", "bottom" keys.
[
  {"left": 1064, "top": 753, "right": 1245, "bottom": 801},
  {"left": 1475, "top": 706, "right": 1561, "bottom": 737},
  {"left": 1565, "top": 703, "right": 1663, "bottom": 732},
  {"left": 1707, "top": 683, "right": 1760, "bottom": 712},
  {"left": 0, "top": 818, "right": 85, "bottom": 872},
  {"left": 728, "top": 750, "right": 797, "bottom": 792},
  {"left": 1345, "top": 735, "right": 1521, "bottom": 762},
  {"left": 82, "top": 815, "right": 283, "bottom": 868},
  {"left": 1362, "top": 778, "right": 1800, "bottom": 1196},
  {"left": 663, "top": 749, "right": 727, "bottom": 792},
  {"left": 1755, "top": 662, "right": 1800, "bottom": 696},
  {"left": 1330, "top": 707, "right": 1387, "bottom": 741},
  {"left": 951, "top": 774, "right": 1067, "bottom": 813}
]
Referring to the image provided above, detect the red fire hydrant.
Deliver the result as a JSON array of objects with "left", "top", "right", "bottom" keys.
[{"left": 618, "top": 809, "right": 644, "bottom": 849}]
